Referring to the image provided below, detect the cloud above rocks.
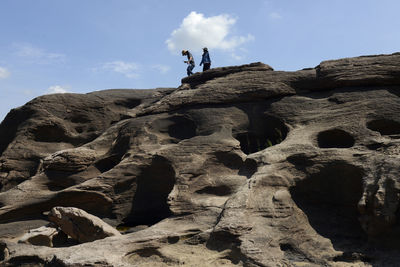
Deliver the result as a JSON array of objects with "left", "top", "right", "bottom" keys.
[
  {"left": 166, "top": 11, "right": 254, "bottom": 54},
  {"left": 100, "top": 61, "right": 139, "bottom": 78},
  {"left": 13, "top": 43, "right": 66, "bottom": 64},
  {"left": 0, "top": 67, "right": 10, "bottom": 79},
  {"left": 46, "top": 85, "right": 69, "bottom": 94},
  {"left": 152, "top": 64, "right": 171, "bottom": 74}
]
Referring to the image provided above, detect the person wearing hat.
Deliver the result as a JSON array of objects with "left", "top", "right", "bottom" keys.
[
  {"left": 182, "top": 49, "right": 195, "bottom": 76},
  {"left": 200, "top": 47, "right": 211, "bottom": 72}
]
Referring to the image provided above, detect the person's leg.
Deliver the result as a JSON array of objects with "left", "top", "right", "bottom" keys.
[
  {"left": 187, "top": 65, "right": 191, "bottom": 76},
  {"left": 203, "top": 63, "right": 211, "bottom": 71},
  {"left": 187, "top": 63, "right": 195, "bottom": 75}
]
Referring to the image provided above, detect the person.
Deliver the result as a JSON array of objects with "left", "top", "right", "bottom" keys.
[
  {"left": 182, "top": 50, "right": 195, "bottom": 76},
  {"left": 200, "top": 47, "right": 211, "bottom": 71}
]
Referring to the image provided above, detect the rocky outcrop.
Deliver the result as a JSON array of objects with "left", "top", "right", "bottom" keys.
[
  {"left": 48, "top": 207, "right": 121, "bottom": 243},
  {"left": 0, "top": 53, "right": 400, "bottom": 266}
]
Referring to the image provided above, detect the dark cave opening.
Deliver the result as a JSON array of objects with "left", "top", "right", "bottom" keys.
[
  {"left": 290, "top": 163, "right": 367, "bottom": 252},
  {"left": 151, "top": 115, "right": 197, "bottom": 142},
  {"left": 123, "top": 156, "right": 176, "bottom": 227},
  {"left": 167, "top": 116, "right": 197, "bottom": 140},
  {"left": 114, "top": 98, "right": 141, "bottom": 109},
  {"left": 95, "top": 155, "right": 122, "bottom": 173},
  {"left": 32, "top": 124, "right": 69, "bottom": 143},
  {"left": 367, "top": 119, "right": 400, "bottom": 135},
  {"left": 317, "top": 129, "right": 355, "bottom": 148},
  {"left": 234, "top": 116, "right": 288, "bottom": 155}
]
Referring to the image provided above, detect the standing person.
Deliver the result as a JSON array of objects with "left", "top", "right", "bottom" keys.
[
  {"left": 182, "top": 50, "right": 195, "bottom": 76},
  {"left": 200, "top": 47, "right": 211, "bottom": 71}
]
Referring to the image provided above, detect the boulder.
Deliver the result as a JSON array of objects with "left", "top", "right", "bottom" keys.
[{"left": 48, "top": 207, "right": 121, "bottom": 243}]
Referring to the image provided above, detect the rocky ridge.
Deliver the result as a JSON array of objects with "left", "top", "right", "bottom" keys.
[{"left": 0, "top": 53, "right": 400, "bottom": 266}]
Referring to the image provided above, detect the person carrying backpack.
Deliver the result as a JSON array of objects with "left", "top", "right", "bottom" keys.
[
  {"left": 199, "top": 47, "right": 211, "bottom": 71},
  {"left": 182, "top": 50, "right": 195, "bottom": 76}
]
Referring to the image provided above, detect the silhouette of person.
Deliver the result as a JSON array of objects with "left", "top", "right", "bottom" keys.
[
  {"left": 200, "top": 47, "right": 211, "bottom": 71},
  {"left": 182, "top": 50, "right": 195, "bottom": 76}
]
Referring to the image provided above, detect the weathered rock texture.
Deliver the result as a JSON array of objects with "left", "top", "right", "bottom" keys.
[
  {"left": 48, "top": 206, "right": 121, "bottom": 243},
  {"left": 18, "top": 225, "right": 61, "bottom": 247},
  {"left": 0, "top": 53, "right": 400, "bottom": 266}
]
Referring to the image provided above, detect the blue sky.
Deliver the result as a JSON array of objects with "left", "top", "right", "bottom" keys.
[{"left": 1, "top": 0, "right": 399, "bottom": 121}]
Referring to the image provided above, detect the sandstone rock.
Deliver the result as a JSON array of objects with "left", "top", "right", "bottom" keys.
[
  {"left": 48, "top": 206, "right": 121, "bottom": 243},
  {"left": 18, "top": 225, "right": 62, "bottom": 247},
  {"left": 1, "top": 53, "right": 400, "bottom": 266}
]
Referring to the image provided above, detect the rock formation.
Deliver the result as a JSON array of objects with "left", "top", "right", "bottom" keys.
[
  {"left": 0, "top": 53, "right": 400, "bottom": 266},
  {"left": 48, "top": 206, "right": 121, "bottom": 243}
]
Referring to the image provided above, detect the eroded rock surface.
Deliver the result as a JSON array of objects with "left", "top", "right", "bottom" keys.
[
  {"left": 48, "top": 207, "right": 121, "bottom": 243},
  {"left": 1, "top": 53, "right": 400, "bottom": 266}
]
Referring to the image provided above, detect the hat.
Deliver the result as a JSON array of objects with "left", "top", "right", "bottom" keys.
[
  {"left": 181, "top": 50, "right": 187, "bottom": 55},
  {"left": 203, "top": 47, "right": 208, "bottom": 51}
]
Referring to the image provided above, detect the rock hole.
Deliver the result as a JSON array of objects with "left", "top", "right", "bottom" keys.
[
  {"left": 70, "top": 115, "right": 91, "bottom": 123},
  {"left": 280, "top": 243, "right": 293, "bottom": 251},
  {"left": 317, "top": 129, "right": 355, "bottom": 148},
  {"left": 7, "top": 256, "right": 46, "bottom": 266},
  {"left": 214, "top": 151, "right": 243, "bottom": 170},
  {"left": 366, "top": 143, "right": 384, "bottom": 150},
  {"left": 206, "top": 231, "right": 252, "bottom": 265},
  {"left": 238, "top": 158, "right": 258, "bottom": 178},
  {"left": 290, "top": 163, "right": 366, "bottom": 252},
  {"left": 114, "top": 99, "right": 141, "bottom": 109},
  {"left": 0, "top": 243, "right": 8, "bottom": 261},
  {"left": 95, "top": 155, "right": 121, "bottom": 173},
  {"left": 367, "top": 119, "right": 400, "bottom": 135},
  {"left": 167, "top": 236, "right": 180, "bottom": 244},
  {"left": 151, "top": 115, "right": 197, "bottom": 142},
  {"left": 75, "top": 126, "right": 84, "bottom": 133},
  {"left": 233, "top": 116, "right": 288, "bottom": 155},
  {"left": 124, "top": 156, "right": 175, "bottom": 226},
  {"left": 214, "top": 151, "right": 257, "bottom": 178},
  {"left": 134, "top": 247, "right": 162, "bottom": 258},
  {"left": 32, "top": 124, "right": 68, "bottom": 143}
]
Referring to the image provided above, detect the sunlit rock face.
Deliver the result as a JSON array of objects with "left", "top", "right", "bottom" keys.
[{"left": 1, "top": 53, "right": 400, "bottom": 266}]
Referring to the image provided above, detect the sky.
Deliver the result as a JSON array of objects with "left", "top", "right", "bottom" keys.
[{"left": 0, "top": 0, "right": 400, "bottom": 121}]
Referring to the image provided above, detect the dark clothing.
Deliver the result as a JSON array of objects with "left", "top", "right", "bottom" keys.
[
  {"left": 187, "top": 62, "right": 195, "bottom": 76},
  {"left": 200, "top": 51, "right": 211, "bottom": 72},
  {"left": 202, "top": 63, "right": 211, "bottom": 71},
  {"left": 186, "top": 51, "right": 194, "bottom": 64},
  {"left": 200, "top": 51, "right": 211, "bottom": 65}
]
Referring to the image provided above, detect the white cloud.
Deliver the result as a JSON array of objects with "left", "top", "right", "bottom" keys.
[
  {"left": 47, "top": 85, "right": 69, "bottom": 94},
  {"left": 0, "top": 67, "right": 10, "bottom": 79},
  {"left": 101, "top": 61, "right": 139, "bottom": 78},
  {"left": 152, "top": 64, "right": 171, "bottom": 74},
  {"left": 13, "top": 43, "right": 66, "bottom": 64},
  {"left": 166, "top": 11, "right": 254, "bottom": 54},
  {"left": 269, "top": 12, "right": 282, "bottom": 20},
  {"left": 230, "top": 53, "right": 244, "bottom": 61}
]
